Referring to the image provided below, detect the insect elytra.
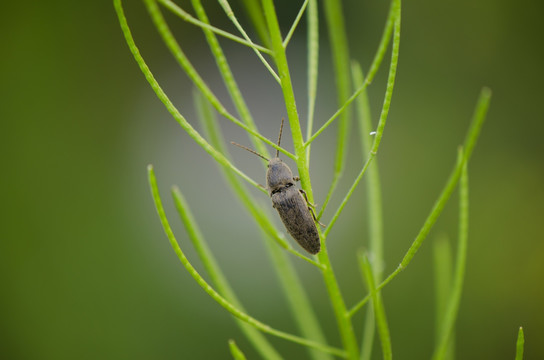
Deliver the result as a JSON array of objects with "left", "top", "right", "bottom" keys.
[{"left": 232, "top": 119, "right": 321, "bottom": 254}]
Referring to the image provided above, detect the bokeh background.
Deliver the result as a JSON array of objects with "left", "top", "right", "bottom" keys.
[{"left": 1, "top": 0, "right": 543, "bottom": 359}]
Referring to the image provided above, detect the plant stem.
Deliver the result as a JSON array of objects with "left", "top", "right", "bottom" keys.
[
  {"left": 348, "top": 87, "right": 491, "bottom": 318},
  {"left": 283, "top": 0, "right": 309, "bottom": 48},
  {"left": 433, "top": 235, "right": 455, "bottom": 360},
  {"left": 114, "top": 0, "right": 262, "bottom": 190},
  {"left": 218, "top": 0, "right": 280, "bottom": 83},
  {"left": 262, "top": 1, "right": 359, "bottom": 358},
  {"left": 305, "top": 0, "right": 319, "bottom": 163},
  {"left": 148, "top": 165, "right": 347, "bottom": 358},
  {"left": 145, "top": 0, "right": 294, "bottom": 160},
  {"left": 515, "top": 327, "right": 525, "bottom": 360},
  {"left": 323, "top": 0, "right": 353, "bottom": 203},
  {"left": 171, "top": 186, "right": 282, "bottom": 360},
  {"left": 190, "top": 0, "right": 270, "bottom": 161},
  {"left": 432, "top": 149, "right": 469, "bottom": 360},
  {"left": 359, "top": 252, "right": 392, "bottom": 360},
  {"left": 229, "top": 340, "right": 248, "bottom": 360},
  {"left": 261, "top": 0, "right": 308, "bottom": 189},
  {"left": 196, "top": 91, "right": 332, "bottom": 360},
  {"left": 158, "top": 0, "right": 272, "bottom": 54}
]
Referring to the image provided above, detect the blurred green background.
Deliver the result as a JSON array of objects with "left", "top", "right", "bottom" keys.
[{"left": 1, "top": 0, "right": 543, "bottom": 359}]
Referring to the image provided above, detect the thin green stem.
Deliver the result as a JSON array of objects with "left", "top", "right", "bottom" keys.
[
  {"left": 358, "top": 252, "right": 392, "bottom": 360},
  {"left": 323, "top": 156, "right": 373, "bottom": 239},
  {"left": 114, "top": 0, "right": 262, "bottom": 190},
  {"left": 316, "top": 178, "right": 338, "bottom": 221},
  {"left": 353, "top": 61, "right": 384, "bottom": 360},
  {"left": 305, "top": 82, "right": 368, "bottom": 147},
  {"left": 229, "top": 340, "right": 247, "bottom": 360},
  {"left": 395, "top": 88, "right": 489, "bottom": 271},
  {"left": 305, "top": 0, "right": 400, "bottom": 148},
  {"left": 351, "top": 63, "right": 384, "bottom": 268},
  {"left": 190, "top": 0, "right": 270, "bottom": 162},
  {"left": 197, "top": 86, "right": 330, "bottom": 359},
  {"left": 171, "top": 186, "right": 282, "bottom": 360},
  {"left": 195, "top": 91, "right": 322, "bottom": 268},
  {"left": 262, "top": 1, "right": 358, "bottom": 358},
  {"left": 238, "top": 0, "right": 271, "bottom": 48},
  {"left": 360, "top": 306, "right": 375, "bottom": 360},
  {"left": 515, "top": 327, "right": 525, "bottom": 360},
  {"left": 323, "top": 2, "right": 401, "bottom": 238},
  {"left": 316, "top": 0, "right": 353, "bottom": 222},
  {"left": 147, "top": 165, "right": 346, "bottom": 358},
  {"left": 261, "top": 0, "right": 308, "bottom": 190},
  {"left": 218, "top": 0, "right": 281, "bottom": 83},
  {"left": 371, "top": 0, "right": 400, "bottom": 155},
  {"left": 432, "top": 150, "right": 469, "bottom": 360},
  {"left": 282, "top": 0, "right": 309, "bottom": 48},
  {"left": 317, "top": 241, "right": 359, "bottom": 360},
  {"left": 263, "top": 232, "right": 334, "bottom": 360},
  {"left": 348, "top": 87, "right": 492, "bottom": 318},
  {"left": 433, "top": 235, "right": 455, "bottom": 360},
  {"left": 305, "top": 0, "right": 319, "bottom": 163},
  {"left": 323, "top": 0, "right": 352, "bottom": 192},
  {"left": 144, "top": 0, "right": 295, "bottom": 160},
  {"left": 157, "top": 0, "right": 272, "bottom": 54},
  {"left": 365, "top": 0, "right": 398, "bottom": 85}
]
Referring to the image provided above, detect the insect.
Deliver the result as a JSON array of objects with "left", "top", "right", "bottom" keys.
[{"left": 232, "top": 119, "right": 321, "bottom": 254}]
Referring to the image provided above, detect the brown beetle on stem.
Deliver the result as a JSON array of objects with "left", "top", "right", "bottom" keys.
[{"left": 232, "top": 119, "right": 321, "bottom": 254}]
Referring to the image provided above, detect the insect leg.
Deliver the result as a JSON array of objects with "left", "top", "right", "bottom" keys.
[{"left": 299, "top": 189, "right": 326, "bottom": 227}]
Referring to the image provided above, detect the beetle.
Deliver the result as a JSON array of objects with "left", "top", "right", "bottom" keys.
[{"left": 232, "top": 119, "right": 321, "bottom": 254}]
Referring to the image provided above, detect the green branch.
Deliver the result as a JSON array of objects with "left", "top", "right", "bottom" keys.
[
  {"left": 148, "top": 165, "right": 346, "bottom": 358},
  {"left": 348, "top": 87, "right": 491, "bottom": 318},
  {"left": 158, "top": 0, "right": 272, "bottom": 54},
  {"left": 432, "top": 150, "right": 469, "bottom": 360},
  {"left": 359, "top": 252, "right": 392, "bottom": 360}
]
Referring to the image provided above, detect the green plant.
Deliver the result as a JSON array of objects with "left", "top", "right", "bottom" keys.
[{"left": 114, "top": 0, "right": 521, "bottom": 358}]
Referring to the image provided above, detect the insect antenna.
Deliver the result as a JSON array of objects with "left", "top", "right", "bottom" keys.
[
  {"left": 231, "top": 142, "right": 270, "bottom": 161},
  {"left": 276, "top": 118, "right": 285, "bottom": 158}
]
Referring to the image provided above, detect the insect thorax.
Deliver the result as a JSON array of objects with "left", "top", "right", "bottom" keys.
[{"left": 267, "top": 158, "right": 295, "bottom": 193}]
